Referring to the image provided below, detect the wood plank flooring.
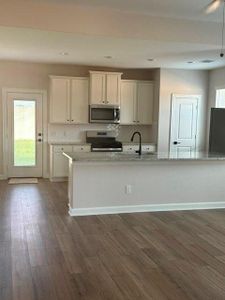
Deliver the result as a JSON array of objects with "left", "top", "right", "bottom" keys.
[{"left": 1, "top": 179, "right": 225, "bottom": 299}]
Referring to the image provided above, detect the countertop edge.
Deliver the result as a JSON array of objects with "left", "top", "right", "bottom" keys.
[{"left": 63, "top": 152, "right": 225, "bottom": 162}]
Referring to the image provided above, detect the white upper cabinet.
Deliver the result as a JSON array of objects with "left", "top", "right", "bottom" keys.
[
  {"left": 120, "top": 81, "right": 136, "bottom": 124},
  {"left": 137, "top": 81, "right": 154, "bottom": 125},
  {"left": 71, "top": 78, "right": 89, "bottom": 124},
  {"left": 50, "top": 77, "right": 70, "bottom": 124},
  {"left": 89, "top": 72, "right": 106, "bottom": 105},
  {"left": 49, "top": 76, "right": 89, "bottom": 124},
  {"left": 89, "top": 71, "right": 122, "bottom": 105},
  {"left": 105, "top": 74, "right": 121, "bottom": 105},
  {"left": 120, "top": 80, "right": 154, "bottom": 125}
]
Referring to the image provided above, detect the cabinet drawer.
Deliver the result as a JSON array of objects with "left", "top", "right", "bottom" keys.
[
  {"left": 53, "top": 145, "right": 73, "bottom": 153},
  {"left": 73, "top": 145, "right": 91, "bottom": 152}
]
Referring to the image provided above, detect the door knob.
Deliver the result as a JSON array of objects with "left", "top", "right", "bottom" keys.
[{"left": 173, "top": 141, "right": 181, "bottom": 145}]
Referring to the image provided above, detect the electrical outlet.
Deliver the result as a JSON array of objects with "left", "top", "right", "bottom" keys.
[{"left": 125, "top": 185, "right": 132, "bottom": 194}]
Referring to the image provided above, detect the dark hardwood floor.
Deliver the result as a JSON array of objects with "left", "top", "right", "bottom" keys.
[{"left": 1, "top": 179, "right": 225, "bottom": 299}]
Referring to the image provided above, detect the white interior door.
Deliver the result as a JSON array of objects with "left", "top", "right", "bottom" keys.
[
  {"left": 7, "top": 92, "right": 43, "bottom": 177},
  {"left": 170, "top": 95, "right": 199, "bottom": 158}
]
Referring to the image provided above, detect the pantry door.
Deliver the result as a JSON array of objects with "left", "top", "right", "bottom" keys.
[
  {"left": 170, "top": 94, "right": 199, "bottom": 158},
  {"left": 7, "top": 92, "right": 43, "bottom": 177}
]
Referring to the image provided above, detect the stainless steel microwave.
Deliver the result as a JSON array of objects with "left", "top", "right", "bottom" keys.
[{"left": 89, "top": 105, "right": 120, "bottom": 124}]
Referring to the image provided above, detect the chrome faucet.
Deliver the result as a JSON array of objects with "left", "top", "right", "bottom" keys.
[{"left": 131, "top": 131, "right": 142, "bottom": 156}]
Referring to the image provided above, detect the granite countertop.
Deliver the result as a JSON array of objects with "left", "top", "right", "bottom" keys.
[
  {"left": 49, "top": 141, "right": 155, "bottom": 146},
  {"left": 63, "top": 151, "right": 225, "bottom": 162}
]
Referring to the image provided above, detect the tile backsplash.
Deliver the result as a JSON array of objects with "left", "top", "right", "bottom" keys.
[{"left": 48, "top": 124, "right": 154, "bottom": 143}]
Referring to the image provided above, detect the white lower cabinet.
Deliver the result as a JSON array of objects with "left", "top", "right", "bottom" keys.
[{"left": 50, "top": 144, "right": 91, "bottom": 181}]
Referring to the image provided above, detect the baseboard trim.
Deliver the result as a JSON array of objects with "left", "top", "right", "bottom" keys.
[{"left": 69, "top": 202, "right": 225, "bottom": 216}]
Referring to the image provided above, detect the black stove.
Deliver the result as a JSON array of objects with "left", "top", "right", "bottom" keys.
[{"left": 86, "top": 131, "right": 122, "bottom": 152}]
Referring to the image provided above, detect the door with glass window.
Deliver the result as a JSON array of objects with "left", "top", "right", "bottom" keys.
[{"left": 7, "top": 93, "right": 43, "bottom": 177}]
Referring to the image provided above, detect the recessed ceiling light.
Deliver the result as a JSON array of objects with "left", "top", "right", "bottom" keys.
[
  {"left": 147, "top": 58, "right": 154, "bottom": 61},
  {"left": 201, "top": 59, "right": 215, "bottom": 63},
  {"left": 60, "top": 52, "right": 69, "bottom": 56},
  {"left": 104, "top": 56, "right": 112, "bottom": 59}
]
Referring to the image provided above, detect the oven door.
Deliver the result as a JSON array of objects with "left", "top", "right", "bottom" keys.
[{"left": 89, "top": 105, "right": 120, "bottom": 123}]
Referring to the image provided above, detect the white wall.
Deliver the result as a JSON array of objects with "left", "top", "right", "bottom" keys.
[
  {"left": 151, "top": 69, "right": 160, "bottom": 146},
  {"left": 158, "top": 69, "right": 209, "bottom": 153},
  {"left": 207, "top": 67, "right": 225, "bottom": 148}
]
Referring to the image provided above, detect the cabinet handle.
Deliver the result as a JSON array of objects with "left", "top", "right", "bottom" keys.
[
  {"left": 67, "top": 119, "right": 70, "bottom": 122},
  {"left": 71, "top": 120, "right": 74, "bottom": 122},
  {"left": 137, "top": 121, "right": 140, "bottom": 123},
  {"left": 102, "top": 101, "right": 105, "bottom": 103}
]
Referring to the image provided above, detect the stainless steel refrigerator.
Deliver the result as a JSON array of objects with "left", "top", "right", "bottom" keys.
[{"left": 209, "top": 108, "right": 225, "bottom": 154}]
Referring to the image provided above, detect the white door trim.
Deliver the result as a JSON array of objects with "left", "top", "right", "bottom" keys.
[
  {"left": 169, "top": 94, "right": 201, "bottom": 154},
  {"left": 2, "top": 88, "right": 48, "bottom": 179}
]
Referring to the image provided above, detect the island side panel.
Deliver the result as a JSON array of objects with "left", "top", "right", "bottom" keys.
[{"left": 69, "top": 160, "right": 225, "bottom": 215}]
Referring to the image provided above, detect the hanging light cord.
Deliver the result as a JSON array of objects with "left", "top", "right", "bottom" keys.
[{"left": 220, "top": 1, "right": 225, "bottom": 57}]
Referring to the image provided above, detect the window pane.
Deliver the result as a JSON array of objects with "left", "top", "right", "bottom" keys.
[
  {"left": 14, "top": 100, "right": 36, "bottom": 166},
  {"left": 216, "top": 89, "right": 225, "bottom": 108}
]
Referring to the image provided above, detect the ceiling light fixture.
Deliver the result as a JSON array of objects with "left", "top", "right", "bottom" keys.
[
  {"left": 205, "top": 0, "right": 225, "bottom": 57},
  {"left": 205, "top": 0, "right": 223, "bottom": 14},
  {"left": 60, "top": 52, "right": 69, "bottom": 56},
  {"left": 220, "top": 1, "right": 225, "bottom": 57},
  {"left": 104, "top": 56, "right": 112, "bottom": 59}
]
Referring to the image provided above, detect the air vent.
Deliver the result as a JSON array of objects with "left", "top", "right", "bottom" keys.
[{"left": 201, "top": 59, "right": 215, "bottom": 63}]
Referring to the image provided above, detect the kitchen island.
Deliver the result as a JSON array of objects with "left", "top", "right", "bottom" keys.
[{"left": 63, "top": 152, "right": 225, "bottom": 216}]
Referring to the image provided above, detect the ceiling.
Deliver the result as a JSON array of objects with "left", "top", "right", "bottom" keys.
[
  {"left": 0, "top": 26, "right": 222, "bottom": 70},
  {"left": 0, "top": 0, "right": 225, "bottom": 70},
  {"left": 31, "top": 0, "right": 222, "bottom": 22}
]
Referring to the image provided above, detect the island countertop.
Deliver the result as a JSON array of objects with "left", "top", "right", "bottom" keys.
[{"left": 63, "top": 151, "right": 225, "bottom": 162}]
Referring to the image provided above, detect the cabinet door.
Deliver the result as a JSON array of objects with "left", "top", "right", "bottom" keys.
[
  {"left": 120, "top": 81, "right": 136, "bottom": 124},
  {"left": 50, "top": 78, "right": 70, "bottom": 123},
  {"left": 106, "top": 74, "right": 121, "bottom": 105},
  {"left": 52, "top": 153, "right": 69, "bottom": 177},
  {"left": 90, "top": 73, "right": 106, "bottom": 105},
  {"left": 137, "top": 82, "right": 154, "bottom": 125},
  {"left": 52, "top": 145, "right": 73, "bottom": 177},
  {"left": 71, "top": 78, "right": 89, "bottom": 124}
]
